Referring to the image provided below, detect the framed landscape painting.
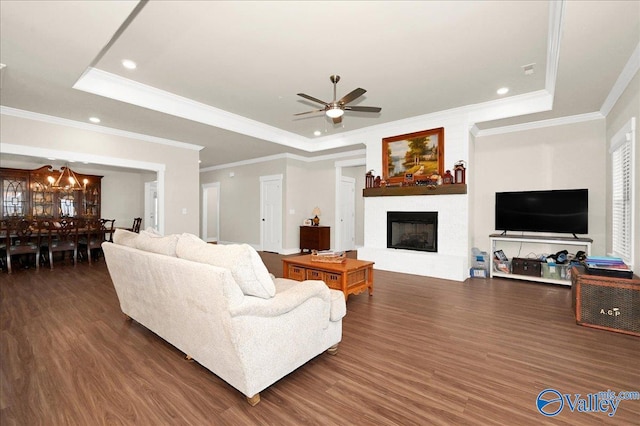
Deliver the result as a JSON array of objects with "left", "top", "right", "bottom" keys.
[{"left": 382, "top": 127, "right": 444, "bottom": 184}]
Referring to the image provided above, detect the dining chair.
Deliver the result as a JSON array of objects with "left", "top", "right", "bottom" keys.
[
  {"left": 46, "top": 219, "right": 79, "bottom": 269},
  {"left": 130, "top": 217, "right": 142, "bottom": 233},
  {"left": 101, "top": 219, "right": 116, "bottom": 243},
  {"left": 78, "top": 219, "right": 106, "bottom": 264},
  {"left": 0, "top": 219, "right": 10, "bottom": 271},
  {"left": 36, "top": 219, "right": 53, "bottom": 267},
  {"left": 4, "top": 218, "right": 41, "bottom": 273}
]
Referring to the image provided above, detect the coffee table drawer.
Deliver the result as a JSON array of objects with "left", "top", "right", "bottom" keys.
[
  {"left": 306, "top": 269, "right": 342, "bottom": 289},
  {"left": 306, "top": 269, "right": 324, "bottom": 281},
  {"left": 288, "top": 265, "right": 306, "bottom": 281},
  {"left": 323, "top": 272, "right": 342, "bottom": 290}
]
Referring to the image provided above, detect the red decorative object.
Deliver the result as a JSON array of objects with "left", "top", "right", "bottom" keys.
[{"left": 443, "top": 170, "right": 453, "bottom": 184}]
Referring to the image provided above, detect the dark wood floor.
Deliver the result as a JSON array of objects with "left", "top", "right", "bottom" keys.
[{"left": 1, "top": 254, "right": 639, "bottom": 425}]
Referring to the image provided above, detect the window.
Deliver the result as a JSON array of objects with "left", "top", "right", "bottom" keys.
[{"left": 609, "top": 117, "right": 636, "bottom": 267}]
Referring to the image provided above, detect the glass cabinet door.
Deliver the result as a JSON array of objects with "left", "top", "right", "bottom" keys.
[
  {"left": 31, "top": 177, "right": 55, "bottom": 218},
  {"left": 58, "top": 189, "right": 77, "bottom": 218},
  {"left": 83, "top": 182, "right": 101, "bottom": 217},
  {"left": 2, "top": 175, "right": 28, "bottom": 218}
]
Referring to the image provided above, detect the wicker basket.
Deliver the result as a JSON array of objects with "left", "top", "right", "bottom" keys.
[{"left": 310, "top": 250, "right": 346, "bottom": 264}]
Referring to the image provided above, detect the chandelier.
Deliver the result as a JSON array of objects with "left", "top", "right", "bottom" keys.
[{"left": 47, "top": 165, "right": 88, "bottom": 191}]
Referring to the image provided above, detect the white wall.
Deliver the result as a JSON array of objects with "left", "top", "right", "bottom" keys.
[
  {"left": 199, "top": 157, "right": 286, "bottom": 247},
  {"left": 199, "top": 153, "right": 365, "bottom": 253},
  {"left": 473, "top": 119, "right": 607, "bottom": 258}
]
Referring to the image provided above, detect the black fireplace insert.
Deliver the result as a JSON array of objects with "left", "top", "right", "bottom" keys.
[{"left": 387, "top": 211, "right": 438, "bottom": 252}]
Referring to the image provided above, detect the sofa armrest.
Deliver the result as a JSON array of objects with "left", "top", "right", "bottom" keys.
[{"left": 229, "top": 280, "right": 330, "bottom": 318}]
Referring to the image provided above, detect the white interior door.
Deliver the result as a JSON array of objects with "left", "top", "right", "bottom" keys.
[
  {"left": 201, "top": 182, "right": 220, "bottom": 242},
  {"left": 339, "top": 176, "right": 356, "bottom": 251},
  {"left": 144, "top": 181, "right": 158, "bottom": 231},
  {"left": 260, "top": 175, "right": 282, "bottom": 253}
]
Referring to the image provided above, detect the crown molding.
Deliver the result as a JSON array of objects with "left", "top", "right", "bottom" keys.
[
  {"left": 0, "top": 106, "right": 203, "bottom": 151},
  {"left": 73, "top": 67, "right": 313, "bottom": 151},
  {"left": 545, "top": 0, "right": 565, "bottom": 97},
  {"left": 0, "top": 142, "right": 166, "bottom": 172},
  {"left": 473, "top": 111, "right": 604, "bottom": 137},
  {"left": 199, "top": 149, "right": 366, "bottom": 172},
  {"left": 600, "top": 41, "right": 640, "bottom": 117}
]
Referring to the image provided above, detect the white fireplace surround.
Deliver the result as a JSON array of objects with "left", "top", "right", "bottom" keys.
[
  {"left": 357, "top": 113, "right": 471, "bottom": 282},
  {"left": 359, "top": 193, "right": 469, "bottom": 282}
]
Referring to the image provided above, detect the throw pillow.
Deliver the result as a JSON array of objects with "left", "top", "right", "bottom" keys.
[
  {"left": 176, "top": 233, "right": 276, "bottom": 299},
  {"left": 135, "top": 232, "right": 179, "bottom": 257},
  {"left": 113, "top": 229, "right": 139, "bottom": 248}
]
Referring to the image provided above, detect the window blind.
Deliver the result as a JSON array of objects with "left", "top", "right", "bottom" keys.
[{"left": 609, "top": 117, "right": 635, "bottom": 267}]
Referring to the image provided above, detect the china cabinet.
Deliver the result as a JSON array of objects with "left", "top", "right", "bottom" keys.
[{"left": 1, "top": 165, "right": 102, "bottom": 220}]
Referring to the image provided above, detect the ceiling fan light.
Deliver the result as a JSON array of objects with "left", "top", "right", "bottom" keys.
[{"left": 326, "top": 107, "right": 344, "bottom": 118}]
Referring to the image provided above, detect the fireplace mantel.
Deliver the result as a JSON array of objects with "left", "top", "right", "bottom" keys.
[{"left": 363, "top": 184, "right": 466, "bottom": 197}]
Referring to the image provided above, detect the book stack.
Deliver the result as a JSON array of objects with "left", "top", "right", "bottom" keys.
[{"left": 585, "top": 256, "right": 633, "bottom": 279}]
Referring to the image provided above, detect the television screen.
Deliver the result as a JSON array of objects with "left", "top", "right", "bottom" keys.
[{"left": 495, "top": 189, "right": 588, "bottom": 235}]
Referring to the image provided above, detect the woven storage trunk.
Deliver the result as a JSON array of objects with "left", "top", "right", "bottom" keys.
[
  {"left": 572, "top": 266, "right": 640, "bottom": 336},
  {"left": 512, "top": 258, "right": 542, "bottom": 277}
]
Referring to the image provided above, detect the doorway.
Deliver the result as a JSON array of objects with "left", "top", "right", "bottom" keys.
[
  {"left": 338, "top": 176, "right": 356, "bottom": 251},
  {"left": 201, "top": 182, "right": 220, "bottom": 242},
  {"left": 260, "top": 174, "right": 283, "bottom": 253},
  {"left": 144, "top": 181, "right": 158, "bottom": 231}
]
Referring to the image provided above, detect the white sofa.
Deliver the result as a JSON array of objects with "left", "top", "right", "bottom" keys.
[{"left": 102, "top": 230, "right": 346, "bottom": 405}]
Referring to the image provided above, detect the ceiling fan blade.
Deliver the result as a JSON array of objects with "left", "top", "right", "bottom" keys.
[
  {"left": 332, "top": 116, "right": 342, "bottom": 124},
  {"left": 345, "top": 106, "right": 382, "bottom": 113},
  {"left": 294, "top": 109, "right": 325, "bottom": 116},
  {"left": 338, "top": 88, "right": 366, "bottom": 105},
  {"left": 297, "top": 93, "right": 328, "bottom": 105}
]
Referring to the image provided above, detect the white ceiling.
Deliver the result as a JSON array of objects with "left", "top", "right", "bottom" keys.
[{"left": 1, "top": 1, "right": 638, "bottom": 170}]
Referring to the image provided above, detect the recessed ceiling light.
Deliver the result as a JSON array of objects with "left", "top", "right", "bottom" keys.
[
  {"left": 121, "top": 59, "right": 137, "bottom": 70},
  {"left": 314, "top": 130, "right": 322, "bottom": 136},
  {"left": 89, "top": 116, "right": 101, "bottom": 123},
  {"left": 497, "top": 87, "right": 509, "bottom": 95}
]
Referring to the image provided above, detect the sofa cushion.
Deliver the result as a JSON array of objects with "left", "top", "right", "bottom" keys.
[
  {"left": 135, "top": 231, "right": 179, "bottom": 257},
  {"left": 113, "top": 228, "right": 139, "bottom": 248},
  {"left": 177, "top": 233, "right": 276, "bottom": 299}
]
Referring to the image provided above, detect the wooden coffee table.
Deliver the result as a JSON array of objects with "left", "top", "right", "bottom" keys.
[{"left": 282, "top": 254, "right": 374, "bottom": 300}]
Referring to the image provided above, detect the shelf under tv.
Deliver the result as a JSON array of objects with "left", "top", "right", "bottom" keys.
[
  {"left": 489, "top": 234, "right": 593, "bottom": 286},
  {"left": 491, "top": 271, "right": 573, "bottom": 287}
]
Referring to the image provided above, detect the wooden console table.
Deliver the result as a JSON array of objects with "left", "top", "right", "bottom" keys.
[
  {"left": 299, "top": 226, "right": 330, "bottom": 253},
  {"left": 282, "top": 254, "right": 374, "bottom": 300}
]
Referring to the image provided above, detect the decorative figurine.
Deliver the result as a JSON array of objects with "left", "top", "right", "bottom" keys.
[
  {"left": 454, "top": 160, "right": 466, "bottom": 184},
  {"left": 443, "top": 170, "right": 454, "bottom": 184}
]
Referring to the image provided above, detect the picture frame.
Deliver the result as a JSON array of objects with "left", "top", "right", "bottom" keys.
[
  {"left": 303, "top": 218, "right": 312, "bottom": 226},
  {"left": 382, "top": 127, "right": 444, "bottom": 184}
]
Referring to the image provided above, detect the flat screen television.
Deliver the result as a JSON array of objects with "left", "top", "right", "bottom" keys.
[{"left": 495, "top": 189, "right": 588, "bottom": 236}]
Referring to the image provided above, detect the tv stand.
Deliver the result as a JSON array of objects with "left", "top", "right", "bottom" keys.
[{"left": 489, "top": 234, "right": 592, "bottom": 286}]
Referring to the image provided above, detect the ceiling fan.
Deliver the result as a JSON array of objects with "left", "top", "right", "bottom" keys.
[{"left": 295, "top": 75, "right": 382, "bottom": 124}]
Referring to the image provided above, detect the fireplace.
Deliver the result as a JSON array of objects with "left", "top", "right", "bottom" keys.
[{"left": 387, "top": 211, "right": 438, "bottom": 252}]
